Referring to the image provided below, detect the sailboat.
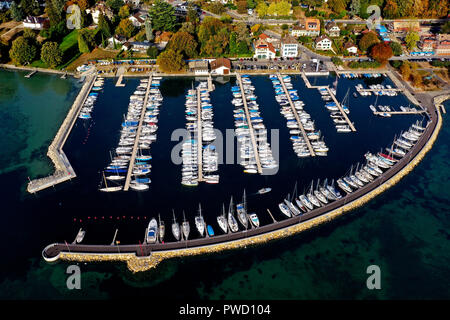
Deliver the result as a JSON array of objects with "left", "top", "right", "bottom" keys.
[
  {"left": 158, "top": 214, "right": 165, "bottom": 243},
  {"left": 195, "top": 203, "right": 205, "bottom": 237},
  {"left": 171, "top": 210, "right": 181, "bottom": 241},
  {"left": 217, "top": 204, "right": 228, "bottom": 234},
  {"left": 236, "top": 189, "right": 249, "bottom": 229},
  {"left": 340, "top": 88, "right": 350, "bottom": 114},
  {"left": 307, "top": 182, "right": 321, "bottom": 208},
  {"left": 313, "top": 179, "right": 328, "bottom": 204},
  {"left": 99, "top": 171, "right": 122, "bottom": 192},
  {"left": 227, "top": 196, "right": 239, "bottom": 232},
  {"left": 182, "top": 210, "right": 190, "bottom": 240}
]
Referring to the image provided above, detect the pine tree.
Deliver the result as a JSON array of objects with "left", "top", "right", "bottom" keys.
[{"left": 145, "top": 18, "right": 154, "bottom": 41}]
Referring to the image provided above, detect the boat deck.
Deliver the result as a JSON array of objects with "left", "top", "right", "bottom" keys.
[
  {"left": 123, "top": 74, "right": 153, "bottom": 191},
  {"left": 278, "top": 73, "right": 316, "bottom": 156},
  {"left": 236, "top": 74, "right": 263, "bottom": 174}
]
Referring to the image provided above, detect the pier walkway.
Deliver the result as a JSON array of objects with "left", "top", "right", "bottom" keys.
[
  {"left": 24, "top": 70, "right": 37, "bottom": 78},
  {"left": 358, "top": 88, "right": 402, "bottom": 93},
  {"left": 373, "top": 110, "right": 426, "bottom": 116},
  {"left": 123, "top": 74, "right": 153, "bottom": 191},
  {"left": 196, "top": 88, "right": 204, "bottom": 182},
  {"left": 27, "top": 75, "right": 97, "bottom": 193},
  {"left": 325, "top": 87, "right": 356, "bottom": 132},
  {"left": 277, "top": 74, "right": 315, "bottom": 156},
  {"left": 236, "top": 74, "right": 263, "bottom": 174}
]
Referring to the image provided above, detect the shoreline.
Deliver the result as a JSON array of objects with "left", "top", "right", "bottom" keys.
[{"left": 44, "top": 94, "right": 446, "bottom": 272}]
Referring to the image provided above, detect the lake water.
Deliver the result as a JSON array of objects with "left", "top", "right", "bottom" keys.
[{"left": 0, "top": 69, "right": 448, "bottom": 299}]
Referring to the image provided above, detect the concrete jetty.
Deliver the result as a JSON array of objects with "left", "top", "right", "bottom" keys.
[
  {"left": 123, "top": 74, "right": 153, "bottom": 191},
  {"left": 196, "top": 88, "right": 204, "bottom": 182},
  {"left": 236, "top": 74, "right": 263, "bottom": 174},
  {"left": 24, "top": 70, "right": 37, "bottom": 78},
  {"left": 277, "top": 74, "right": 316, "bottom": 156},
  {"left": 325, "top": 87, "right": 356, "bottom": 132},
  {"left": 373, "top": 110, "right": 426, "bottom": 116},
  {"left": 27, "top": 75, "right": 97, "bottom": 193}
]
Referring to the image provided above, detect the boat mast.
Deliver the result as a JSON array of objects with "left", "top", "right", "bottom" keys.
[
  {"left": 102, "top": 171, "right": 108, "bottom": 188},
  {"left": 243, "top": 189, "right": 247, "bottom": 212}
]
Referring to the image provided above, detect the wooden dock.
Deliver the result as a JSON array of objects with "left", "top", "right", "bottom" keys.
[
  {"left": 325, "top": 87, "right": 357, "bottom": 132},
  {"left": 277, "top": 74, "right": 316, "bottom": 157},
  {"left": 236, "top": 74, "right": 263, "bottom": 174},
  {"left": 196, "top": 88, "right": 204, "bottom": 182},
  {"left": 123, "top": 74, "right": 153, "bottom": 191},
  {"left": 27, "top": 75, "right": 97, "bottom": 193}
]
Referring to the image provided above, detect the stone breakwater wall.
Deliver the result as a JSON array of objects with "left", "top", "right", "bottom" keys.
[
  {"left": 27, "top": 75, "right": 96, "bottom": 193},
  {"left": 57, "top": 104, "right": 443, "bottom": 273}
]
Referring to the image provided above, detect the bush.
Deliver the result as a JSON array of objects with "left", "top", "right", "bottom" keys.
[
  {"left": 390, "top": 60, "right": 402, "bottom": 68},
  {"left": 331, "top": 56, "right": 343, "bottom": 66},
  {"left": 281, "top": 24, "right": 289, "bottom": 30},
  {"left": 348, "top": 61, "right": 381, "bottom": 69},
  {"left": 305, "top": 9, "right": 317, "bottom": 17}
]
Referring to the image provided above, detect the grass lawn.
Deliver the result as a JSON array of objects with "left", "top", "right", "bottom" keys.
[
  {"left": 59, "top": 30, "right": 79, "bottom": 53},
  {"left": 30, "top": 60, "right": 48, "bottom": 68},
  {"left": 66, "top": 48, "right": 119, "bottom": 71}
]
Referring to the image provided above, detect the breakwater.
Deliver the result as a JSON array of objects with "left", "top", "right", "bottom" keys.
[
  {"left": 42, "top": 97, "right": 444, "bottom": 272},
  {"left": 27, "top": 75, "right": 96, "bottom": 193}
]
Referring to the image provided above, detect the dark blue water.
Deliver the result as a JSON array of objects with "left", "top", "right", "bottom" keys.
[{"left": 0, "top": 71, "right": 448, "bottom": 299}]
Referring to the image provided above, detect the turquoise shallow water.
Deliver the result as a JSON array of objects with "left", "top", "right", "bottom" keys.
[{"left": 0, "top": 69, "right": 448, "bottom": 299}]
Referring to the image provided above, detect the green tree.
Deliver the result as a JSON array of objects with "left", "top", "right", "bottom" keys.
[
  {"left": 332, "top": 56, "right": 343, "bottom": 65},
  {"left": 45, "top": 0, "right": 60, "bottom": 26},
  {"left": 440, "top": 21, "right": 450, "bottom": 34},
  {"left": 106, "top": 0, "right": 124, "bottom": 12},
  {"left": 166, "top": 31, "right": 198, "bottom": 58},
  {"left": 144, "top": 18, "right": 154, "bottom": 41},
  {"left": 267, "top": 2, "right": 277, "bottom": 16},
  {"left": 229, "top": 32, "right": 237, "bottom": 54},
  {"left": 405, "top": 31, "right": 420, "bottom": 51},
  {"left": 187, "top": 3, "right": 199, "bottom": 24},
  {"left": 156, "top": 49, "right": 185, "bottom": 73},
  {"left": 147, "top": 46, "right": 158, "bottom": 59},
  {"left": 358, "top": 31, "right": 379, "bottom": 52},
  {"left": 98, "top": 13, "right": 112, "bottom": 38},
  {"left": 78, "top": 28, "right": 96, "bottom": 53},
  {"left": 256, "top": 2, "right": 268, "bottom": 18},
  {"left": 179, "top": 21, "right": 196, "bottom": 35},
  {"left": 115, "top": 18, "right": 135, "bottom": 38},
  {"left": 148, "top": 0, "right": 177, "bottom": 31},
  {"left": 118, "top": 5, "right": 130, "bottom": 19},
  {"left": 389, "top": 41, "right": 403, "bottom": 56},
  {"left": 349, "top": 0, "right": 360, "bottom": 16},
  {"left": 208, "top": 2, "right": 226, "bottom": 15},
  {"left": 9, "top": 36, "right": 36, "bottom": 65},
  {"left": 40, "top": 41, "right": 63, "bottom": 67},
  {"left": 10, "top": 1, "right": 24, "bottom": 22}
]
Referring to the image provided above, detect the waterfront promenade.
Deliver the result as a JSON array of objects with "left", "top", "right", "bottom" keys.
[
  {"left": 27, "top": 75, "right": 97, "bottom": 193},
  {"left": 43, "top": 93, "right": 445, "bottom": 271}
]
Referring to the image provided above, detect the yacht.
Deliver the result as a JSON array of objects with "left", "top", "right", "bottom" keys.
[
  {"left": 146, "top": 218, "right": 158, "bottom": 244},
  {"left": 217, "top": 204, "right": 228, "bottom": 234},
  {"left": 249, "top": 213, "right": 260, "bottom": 227},
  {"left": 195, "top": 203, "right": 206, "bottom": 237},
  {"left": 171, "top": 210, "right": 181, "bottom": 241},
  {"left": 182, "top": 211, "right": 190, "bottom": 240},
  {"left": 228, "top": 196, "right": 239, "bottom": 232}
]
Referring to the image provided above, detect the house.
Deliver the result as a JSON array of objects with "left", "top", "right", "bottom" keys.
[
  {"left": 23, "top": 16, "right": 48, "bottom": 30},
  {"left": 291, "top": 18, "right": 320, "bottom": 37},
  {"left": 129, "top": 13, "right": 146, "bottom": 27},
  {"left": 314, "top": 35, "right": 332, "bottom": 51},
  {"left": 123, "top": 0, "right": 140, "bottom": 6},
  {"left": 325, "top": 21, "right": 340, "bottom": 37},
  {"left": 344, "top": 42, "right": 358, "bottom": 55},
  {"left": 258, "top": 33, "right": 280, "bottom": 51},
  {"left": 122, "top": 42, "right": 132, "bottom": 51},
  {"left": 86, "top": 1, "right": 114, "bottom": 24},
  {"left": 130, "top": 41, "right": 151, "bottom": 52},
  {"left": 281, "top": 36, "right": 299, "bottom": 58},
  {"left": 188, "top": 60, "right": 209, "bottom": 75},
  {"left": 436, "top": 34, "right": 450, "bottom": 55},
  {"left": 420, "top": 37, "right": 436, "bottom": 52},
  {"left": 154, "top": 31, "right": 172, "bottom": 50},
  {"left": 107, "top": 35, "right": 127, "bottom": 48},
  {"left": 210, "top": 57, "right": 231, "bottom": 75},
  {"left": 253, "top": 38, "right": 276, "bottom": 59},
  {"left": 392, "top": 21, "right": 420, "bottom": 33}
]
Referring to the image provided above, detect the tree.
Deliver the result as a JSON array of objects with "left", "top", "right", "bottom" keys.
[
  {"left": 358, "top": 31, "right": 379, "bottom": 52},
  {"left": 187, "top": 3, "right": 199, "bottom": 24},
  {"left": 148, "top": 0, "right": 177, "bottom": 31},
  {"left": 267, "top": 2, "right": 277, "bottom": 16},
  {"left": 349, "top": 0, "right": 360, "bottom": 16},
  {"left": 45, "top": 0, "right": 61, "bottom": 26},
  {"left": 331, "top": 56, "right": 343, "bottom": 65},
  {"left": 10, "top": 1, "right": 24, "bottom": 22},
  {"left": 98, "top": 13, "right": 111, "bottom": 38},
  {"left": 389, "top": 41, "right": 403, "bottom": 56},
  {"left": 400, "top": 61, "right": 411, "bottom": 79},
  {"left": 370, "top": 42, "right": 393, "bottom": 64},
  {"left": 237, "top": 1, "right": 247, "bottom": 14},
  {"left": 166, "top": 31, "right": 198, "bottom": 58},
  {"left": 441, "top": 21, "right": 450, "bottom": 34},
  {"left": 78, "top": 28, "right": 96, "bottom": 53},
  {"left": 276, "top": 1, "right": 291, "bottom": 16},
  {"left": 327, "top": 0, "right": 347, "bottom": 13},
  {"left": 208, "top": 2, "right": 226, "bottom": 15},
  {"left": 411, "top": 72, "right": 422, "bottom": 87},
  {"left": 9, "top": 36, "right": 36, "bottom": 65},
  {"left": 405, "top": 31, "right": 420, "bottom": 51},
  {"left": 106, "top": 0, "right": 124, "bottom": 12},
  {"left": 118, "top": 5, "right": 130, "bottom": 19},
  {"left": 115, "top": 18, "right": 135, "bottom": 38},
  {"left": 144, "top": 18, "right": 154, "bottom": 41},
  {"left": 40, "top": 41, "right": 63, "bottom": 67},
  {"left": 157, "top": 49, "right": 185, "bottom": 73},
  {"left": 256, "top": 2, "right": 268, "bottom": 18},
  {"left": 229, "top": 32, "right": 237, "bottom": 54},
  {"left": 179, "top": 21, "right": 196, "bottom": 35},
  {"left": 383, "top": 0, "right": 399, "bottom": 18},
  {"left": 147, "top": 46, "right": 158, "bottom": 59}
]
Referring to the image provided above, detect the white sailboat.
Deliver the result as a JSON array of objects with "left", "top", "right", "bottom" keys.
[
  {"left": 99, "top": 171, "right": 122, "bottom": 192},
  {"left": 227, "top": 196, "right": 239, "bottom": 232},
  {"left": 195, "top": 203, "right": 205, "bottom": 237},
  {"left": 236, "top": 189, "right": 249, "bottom": 229},
  {"left": 217, "top": 204, "right": 228, "bottom": 234}
]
